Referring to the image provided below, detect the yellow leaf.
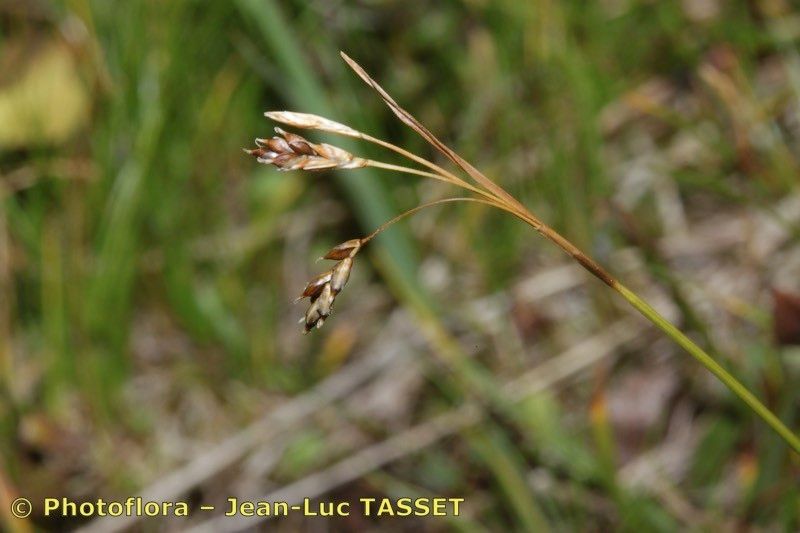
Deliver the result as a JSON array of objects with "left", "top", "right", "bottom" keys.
[{"left": 0, "top": 42, "right": 89, "bottom": 147}]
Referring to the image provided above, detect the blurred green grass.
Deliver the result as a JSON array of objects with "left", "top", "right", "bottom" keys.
[{"left": 1, "top": 0, "right": 799, "bottom": 531}]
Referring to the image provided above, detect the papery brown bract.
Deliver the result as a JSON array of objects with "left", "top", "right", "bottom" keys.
[
  {"left": 297, "top": 271, "right": 333, "bottom": 302},
  {"left": 264, "top": 111, "right": 363, "bottom": 138},
  {"left": 323, "top": 239, "right": 362, "bottom": 260}
]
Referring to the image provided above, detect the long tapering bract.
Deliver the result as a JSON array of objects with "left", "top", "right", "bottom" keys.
[{"left": 340, "top": 52, "right": 527, "bottom": 215}]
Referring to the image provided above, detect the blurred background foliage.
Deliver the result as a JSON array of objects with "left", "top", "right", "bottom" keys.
[{"left": 1, "top": 0, "right": 799, "bottom": 531}]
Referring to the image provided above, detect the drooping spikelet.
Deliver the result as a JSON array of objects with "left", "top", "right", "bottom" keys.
[
  {"left": 296, "top": 239, "right": 362, "bottom": 332},
  {"left": 245, "top": 128, "right": 367, "bottom": 171}
]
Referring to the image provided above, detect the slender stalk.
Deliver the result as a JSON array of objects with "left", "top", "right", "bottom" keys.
[
  {"left": 505, "top": 205, "right": 800, "bottom": 454},
  {"left": 366, "top": 160, "right": 492, "bottom": 200},
  {"left": 614, "top": 283, "right": 800, "bottom": 453},
  {"left": 361, "top": 197, "right": 505, "bottom": 244},
  {"left": 360, "top": 133, "right": 480, "bottom": 194}
]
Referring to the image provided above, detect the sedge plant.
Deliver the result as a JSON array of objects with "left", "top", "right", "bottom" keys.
[{"left": 245, "top": 52, "right": 800, "bottom": 454}]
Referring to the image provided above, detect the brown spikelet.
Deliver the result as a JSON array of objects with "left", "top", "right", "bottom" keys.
[
  {"left": 298, "top": 240, "right": 361, "bottom": 332},
  {"left": 245, "top": 128, "right": 368, "bottom": 171}
]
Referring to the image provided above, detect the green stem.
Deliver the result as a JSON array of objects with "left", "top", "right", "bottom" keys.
[
  {"left": 614, "top": 283, "right": 800, "bottom": 454},
  {"left": 503, "top": 204, "right": 800, "bottom": 454}
]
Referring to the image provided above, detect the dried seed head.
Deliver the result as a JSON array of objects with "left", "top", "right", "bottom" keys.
[
  {"left": 296, "top": 242, "right": 361, "bottom": 332},
  {"left": 330, "top": 257, "right": 353, "bottom": 293},
  {"left": 246, "top": 128, "right": 368, "bottom": 171},
  {"left": 323, "top": 239, "right": 362, "bottom": 260}
]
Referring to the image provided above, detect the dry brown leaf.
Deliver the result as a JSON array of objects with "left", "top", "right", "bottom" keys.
[{"left": 772, "top": 288, "right": 800, "bottom": 346}]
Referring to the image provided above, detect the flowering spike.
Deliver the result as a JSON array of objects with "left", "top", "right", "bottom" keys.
[
  {"left": 246, "top": 128, "right": 368, "bottom": 172},
  {"left": 294, "top": 244, "right": 359, "bottom": 332}
]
